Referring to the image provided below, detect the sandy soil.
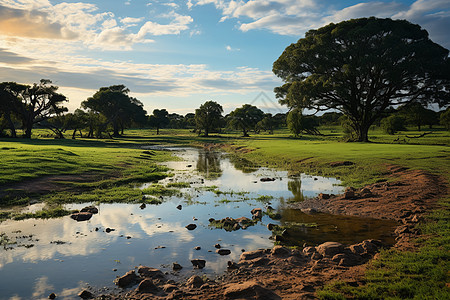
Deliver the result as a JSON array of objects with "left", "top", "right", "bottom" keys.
[{"left": 93, "top": 165, "right": 447, "bottom": 300}]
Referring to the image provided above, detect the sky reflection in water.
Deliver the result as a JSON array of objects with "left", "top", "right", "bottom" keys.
[{"left": 0, "top": 147, "right": 396, "bottom": 300}]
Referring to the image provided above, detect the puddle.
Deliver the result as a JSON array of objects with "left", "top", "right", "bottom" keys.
[{"left": 0, "top": 147, "right": 396, "bottom": 299}]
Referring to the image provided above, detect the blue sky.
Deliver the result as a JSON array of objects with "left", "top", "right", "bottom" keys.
[{"left": 0, "top": 0, "right": 449, "bottom": 114}]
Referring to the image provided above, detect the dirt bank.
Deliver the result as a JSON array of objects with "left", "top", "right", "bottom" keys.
[{"left": 93, "top": 165, "right": 447, "bottom": 300}]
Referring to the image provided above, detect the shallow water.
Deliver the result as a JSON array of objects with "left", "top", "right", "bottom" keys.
[{"left": 0, "top": 147, "right": 396, "bottom": 300}]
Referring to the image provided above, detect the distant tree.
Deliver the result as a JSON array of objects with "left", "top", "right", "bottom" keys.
[
  {"left": 167, "top": 113, "right": 183, "bottom": 129},
  {"left": 319, "top": 112, "right": 343, "bottom": 126},
  {"left": 287, "top": 109, "right": 320, "bottom": 137},
  {"left": 148, "top": 109, "right": 169, "bottom": 135},
  {"left": 381, "top": 115, "right": 406, "bottom": 135},
  {"left": 440, "top": 108, "right": 450, "bottom": 130},
  {"left": 257, "top": 113, "right": 277, "bottom": 134},
  {"left": 195, "top": 101, "right": 223, "bottom": 137},
  {"left": 287, "top": 108, "right": 302, "bottom": 137},
  {"left": 184, "top": 113, "right": 196, "bottom": 129},
  {"left": 398, "top": 103, "right": 437, "bottom": 130},
  {"left": 273, "top": 113, "right": 287, "bottom": 128},
  {"left": 228, "top": 104, "right": 264, "bottom": 137},
  {"left": 82, "top": 85, "right": 145, "bottom": 137},
  {"left": 273, "top": 17, "right": 450, "bottom": 142}
]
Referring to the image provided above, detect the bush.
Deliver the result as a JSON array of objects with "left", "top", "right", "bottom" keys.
[{"left": 381, "top": 115, "right": 406, "bottom": 135}]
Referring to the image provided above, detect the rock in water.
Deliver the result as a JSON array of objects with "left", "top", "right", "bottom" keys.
[
  {"left": 216, "top": 249, "right": 231, "bottom": 255},
  {"left": 78, "top": 290, "right": 93, "bottom": 299},
  {"left": 185, "top": 224, "right": 197, "bottom": 230},
  {"left": 70, "top": 212, "right": 92, "bottom": 222},
  {"left": 191, "top": 259, "right": 206, "bottom": 269},
  {"left": 114, "top": 270, "right": 138, "bottom": 287}
]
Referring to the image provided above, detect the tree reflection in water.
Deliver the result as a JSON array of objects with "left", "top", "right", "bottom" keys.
[
  {"left": 288, "top": 177, "right": 305, "bottom": 202},
  {"left": 227, "top": 155, "right": 259, "bottom": 173},
  {"left": 196, "top": 150, "right": 222, "bottom": 179}
]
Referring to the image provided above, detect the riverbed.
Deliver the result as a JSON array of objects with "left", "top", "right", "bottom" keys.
[{"left": 0, "top": 147, "right": 396, "bottom": 299}]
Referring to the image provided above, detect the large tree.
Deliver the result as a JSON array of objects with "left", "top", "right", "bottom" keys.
[
  {"left": 148, "top": 109, "right": 169, "bottom": 135},
  {"left": 195, "top": 101, "right": 223, "bottom": 136},
  {"left": 1, "top": 80, "right": 68, "bottom": 138},
  {"left": 228, "top": 104, "right": 264, "bottom": 137},
  {"left": 273, "top": 17, "right": 450, "bottom": 142},
  {"left": 82, "top": 85, "right": 146, "bottom": 137}
]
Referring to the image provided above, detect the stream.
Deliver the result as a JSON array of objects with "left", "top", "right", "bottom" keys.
[{"left": 0, "top": 147, "right": 396, "bottom": 300}]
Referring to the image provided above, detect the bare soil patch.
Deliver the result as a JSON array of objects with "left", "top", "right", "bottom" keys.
[{"left": 94, "top": 165, "right": 447, "bottom": 299}]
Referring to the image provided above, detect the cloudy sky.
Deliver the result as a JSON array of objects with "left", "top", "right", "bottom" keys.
[{"left": 0, "top": 0, "right": 449, "bottom": 114}]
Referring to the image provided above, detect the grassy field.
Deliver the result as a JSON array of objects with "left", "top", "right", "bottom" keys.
[{"left": 0, "top": 125, "right": 449, "bottom": 299}]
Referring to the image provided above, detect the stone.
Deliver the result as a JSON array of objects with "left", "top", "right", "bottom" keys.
[
  {"left": 78, "top": 290, "right": 93, "bottom": 299},
  {"left": 187, "top": 275, "right": 204, "bottom": 288},
  {"left": 251, "top": 208, "right": 263, "bottom": 219},
  {"left": 114, "top": 270, "right": 138, "bottom": 287},
  {"left": 359, "top": 188, "right": 373, "bottom": 197},
  {"left": 48, "top": 293, "right": 56, "bottom": 299},
  {"left": 163, "top": 284, "right": 178, "bottom": 293},
  {"left": 344, "top": 187, "right": 355, "bottom": 199},
  {"left": 223, "top": 281, "right": 281, "bottom": 300},
  {"left": 185, "top": 224, "right": 197, "bottom": 230},
  {"left": 235, "top": 217, "right": 252, "bottom": 225},
  {"left": 318, "top": 193, "right": 330, "bottom": 200},
  {"left": 194, "top": 246, "right": 201, "bottom": 250},
  {"left": 271, "top": 245, "right": 290, "bottom": 256},
  {"left": 302, "top": 246, "right": 317, "bottom": 255},
  {"left": 240, "top": 249, "right": 265, "bottom": 261},
  {"left": 217, "top": 249, "right": 231, "bottom": 255},
  {"left": 138, "top": 279, "right": 157, "bottom": 293},
  {"left": 80, "top": 206, "right": 98, "bottom": 214},
  {"left": 349, "top": 244, "right": 365, "bottom": 255},
  {"left": 176, "top": 205, "right": 182, "bottom": 210},
  {"left": 267, "top": 223, "right": 277, "bottom": 231},
  {"left": 215, "top": 243, "right": 221, "bottom": 249},
  {"left": 191, "top": 259, "right": 206, "bottom": 269},
  {"left": 140, "top": 203, "right": 146, "bottom": 209},
  {"left": 138, "top": 266, "right": 165, "bottom": 279},
  {"left": 232, "top": 223, "right": 241, "bottom": 230},
  {"left": 70, "top": 212, "right": 92, "bottom": 222},
  {"left": 227, "top": 261, "right": 238, "bottom": 269},
  {"left": 105, "top": 227, "right": 115, "bottom": 233},
  {"left": 317, "top": 242, "right": 344, "bottom": 257},
  {"left": 172, "top": 263, "right": 182, "bottom": 271},
  {"left": 260, "top": 177, "right": 276, "bottom": 182},
  {"left": 311, "top": 252, "right": 323, "bottom": 260},
  {"left": 301, "top": 208, "right": 319, "bottom": 214}
]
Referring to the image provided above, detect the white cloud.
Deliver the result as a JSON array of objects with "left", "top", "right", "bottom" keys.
[
  {"left": 0, "top": 1, "right": 195, "bottom": 51},
  {"left": 194, "top": 0, "right": 450, "bottom": 48},
  {"left": 225, "top": 45, "right": 240, "bottom": 51}
]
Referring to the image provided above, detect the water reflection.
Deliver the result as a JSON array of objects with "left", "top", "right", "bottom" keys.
[
  {"left": 196, "top": 151, "right": 222, "bottom": 179},
  {"left": 226, "top": 155, "right": 259, "bottom": 173},
  {"left": 0, "top": 147, "right": 396, "bottom": 300},
  {"left": 288, "top": 177, "right": 304, "bottom": 202}
]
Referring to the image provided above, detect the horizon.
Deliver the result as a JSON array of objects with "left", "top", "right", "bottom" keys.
[{"left": 1, "top": 0, "right": 449, "bottom": 115}]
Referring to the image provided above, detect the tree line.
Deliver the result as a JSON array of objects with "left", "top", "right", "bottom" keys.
[{"left": 1, "top": 18, "right": 449, "bottom": 140}]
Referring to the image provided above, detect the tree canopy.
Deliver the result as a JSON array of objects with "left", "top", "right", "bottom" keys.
[
  {"left": 148, "top": 109, "right": 169, "bottom": 135},
  {"left": 195, "top": 100, "right": 223, "bottom": 136},
  {"left": 273, "top": 17, "right": 450, "bottom": 142},
  {"left": 1, "top": 80, "right": 68, "bottom": 138},
  {"left": 228, "top": 104, "right": 264, "bottom": 137},
  {"left": 82, "top": 85, "right": 146, "bottom": 137}
]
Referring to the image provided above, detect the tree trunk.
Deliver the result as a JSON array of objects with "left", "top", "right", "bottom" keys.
[
  {"left": 113, "top": 121, "right": 120, "bottom": 137},
  {"left": 6, "top": 114, "right": 16, "bottom": 138},
  {"left": 72, "top": 129, "right": 77, "bottom": 139},
  {"left": 156, "top": 126, "right": 159, "bottom": 135},
  {"left": 356, "top": 125, "right": 369, "bottom": 142},
  {"left": 24, "top": 121, "right": 33, "bottom": 138}
]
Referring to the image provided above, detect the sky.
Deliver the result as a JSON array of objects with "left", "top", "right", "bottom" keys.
[{"left": 0, "top": 0, "right": 449, "bottom": 115}]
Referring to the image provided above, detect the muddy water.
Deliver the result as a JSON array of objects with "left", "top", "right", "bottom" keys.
[{"left": 0, "top": 147, "right": 396, "bottom": 300}]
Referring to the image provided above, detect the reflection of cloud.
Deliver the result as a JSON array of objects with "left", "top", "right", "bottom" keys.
[{"left": 32, "top": 276, "right": 54, "bottom": 299}]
